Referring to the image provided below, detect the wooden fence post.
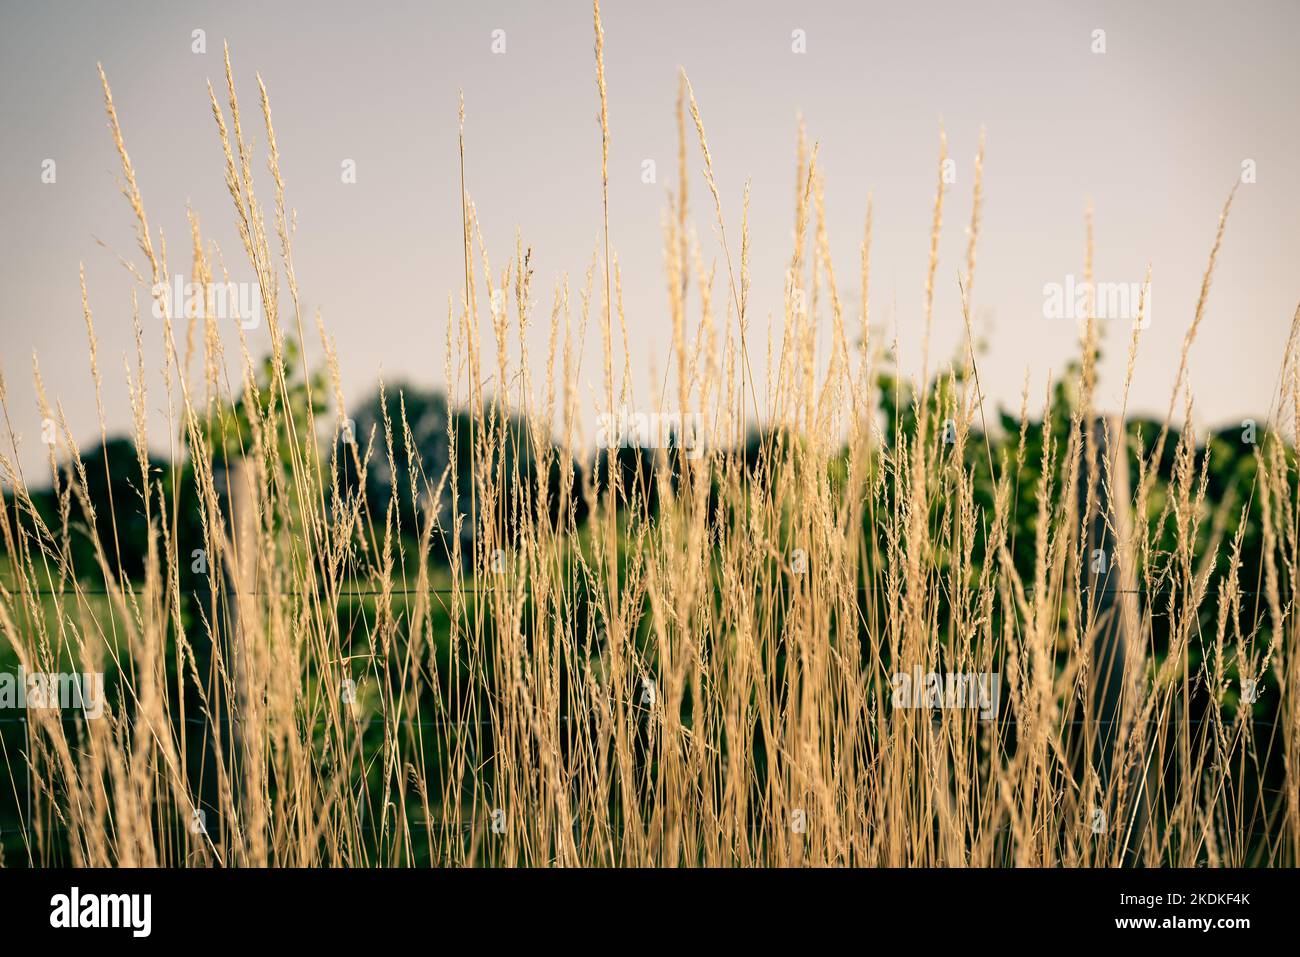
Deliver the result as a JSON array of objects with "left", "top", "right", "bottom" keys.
[{"left": 1079, "top": 415, "right": 1147, "bottom": 861}]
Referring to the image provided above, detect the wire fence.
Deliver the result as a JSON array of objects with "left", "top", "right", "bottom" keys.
[{"left": 1, "top": 583, "right": 1265, "bottom": 597}]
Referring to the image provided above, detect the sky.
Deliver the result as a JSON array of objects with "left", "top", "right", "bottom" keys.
[{"left": 1, "top": 0, "right": 1297, "bottom": 481}]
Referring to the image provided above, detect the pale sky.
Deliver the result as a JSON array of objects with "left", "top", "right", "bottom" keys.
[{"left": 2, "top": 0, "right": 1297, "bottom": 481}]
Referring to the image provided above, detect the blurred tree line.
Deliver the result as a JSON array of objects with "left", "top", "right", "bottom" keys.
[{"left": 1, "top": 342, "right": 1292, "bottom": 865}]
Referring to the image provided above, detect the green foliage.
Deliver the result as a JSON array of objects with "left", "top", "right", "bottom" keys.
[{"left": 194, "top": 337, "right": 328, "bottom": 467}]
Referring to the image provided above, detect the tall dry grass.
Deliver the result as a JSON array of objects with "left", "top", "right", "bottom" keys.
[{"left": 1, "top": 1, "right": 1298, "bottom": 867}]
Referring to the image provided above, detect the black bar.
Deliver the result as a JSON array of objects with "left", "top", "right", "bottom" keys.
[{"left": 0, "top": 867, "right": 1288, "bottom": 944}]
